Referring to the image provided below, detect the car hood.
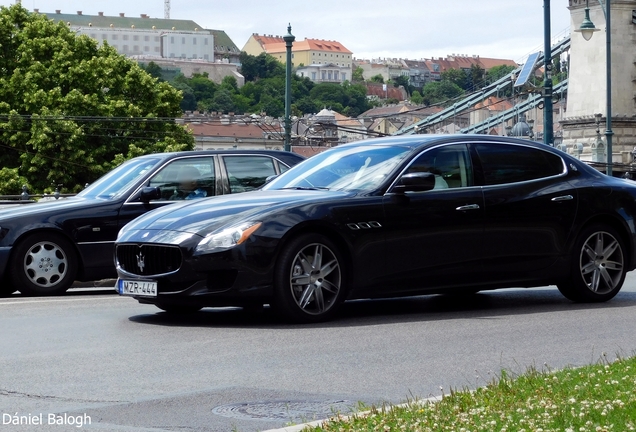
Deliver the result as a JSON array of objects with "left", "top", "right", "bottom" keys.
[
  {"left": 0, "top": 196, "right": 102, "bottom": 221},
  {"left": 119, "top": 189, "right": 352, "bottom": 242}
]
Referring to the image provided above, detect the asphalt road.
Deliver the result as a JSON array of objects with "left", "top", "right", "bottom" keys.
[{"left": 2, "top": 276, "right": 636, "bottom": 432}]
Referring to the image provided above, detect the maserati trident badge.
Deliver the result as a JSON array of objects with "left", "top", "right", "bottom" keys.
[{"left": 136, "top": 249, "right": 145, "bottom": 273}]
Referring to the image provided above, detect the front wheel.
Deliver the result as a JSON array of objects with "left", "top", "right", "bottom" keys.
[
  {"left": 558, "top": 224, "right": 626, "bottom": 302},
  {"left": 11, "top": 233, "right": 78, "bottom": 296},
  {"left": 273, "top": 233, "right": 347, "bottom": 323}
]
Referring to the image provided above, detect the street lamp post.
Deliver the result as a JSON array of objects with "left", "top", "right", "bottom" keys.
[
  {"left": 575, "top": 0, "right": 613, "bottom": 176},
  {"left": 543, "top": 0, "right": 554, "bottom": 146},
  {"left": 283, "top": 24, "right": 295, "bottom": 152}
]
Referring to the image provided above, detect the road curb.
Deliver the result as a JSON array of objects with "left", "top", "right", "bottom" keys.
[{"left": 261, "top": 395, "right": 442, "bottom": 432}]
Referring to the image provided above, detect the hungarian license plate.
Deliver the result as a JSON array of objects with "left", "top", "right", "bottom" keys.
[{"left": 117, "top": 279, "right": 158, "bottom": 297}]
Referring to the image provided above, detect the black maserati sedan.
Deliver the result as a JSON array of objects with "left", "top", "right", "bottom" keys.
[
  {"left": 0, "top": 150, "right": 304, "bottom": 296},
  {"left": 115, "top": 135, "right": 636, "bottom": 323}
]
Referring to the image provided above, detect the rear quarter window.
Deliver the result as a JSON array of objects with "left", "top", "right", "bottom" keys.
[{"left": 475, "top": 143, "right": 565, "bottom": 186}]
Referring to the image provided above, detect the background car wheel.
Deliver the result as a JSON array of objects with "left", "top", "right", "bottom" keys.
[
  {"left": 10, "top": 233, "right": 78, "bottom": 296},
  {"left": 557, "top": 224, "right": 626, "bottom": 302},
  {"left": 156, "top": 303, "right": 202, "bottom": 314},
  {"left": 273, "top": 233, "right": 346, "bottom": 323}
]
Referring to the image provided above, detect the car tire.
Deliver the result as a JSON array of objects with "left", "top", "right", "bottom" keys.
[
  {"left": 557, "top": 224, "right": 626, "bottom": 302},
  {"left": 11, "top": 233, "right": 78, "bottom": 296},
  {"left": 273, "top": 233, "right": 346, "bottom": 323},
  {"left": 156, "top": 303, "right": 202, "bottom": 314}
]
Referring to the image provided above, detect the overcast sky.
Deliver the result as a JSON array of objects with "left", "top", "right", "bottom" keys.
[{"left": 3, "top": 0, "right": 572, "bottom": 64}]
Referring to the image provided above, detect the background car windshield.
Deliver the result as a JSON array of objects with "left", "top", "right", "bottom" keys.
[
  {"left": 264, "top": 146, "right": 411, "bottom": 192},
  {"left": 77, "top": 157, "right": 162, "bottom": 199}
]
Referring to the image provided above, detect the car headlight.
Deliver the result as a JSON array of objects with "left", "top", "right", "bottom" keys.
[{"left": 195, "top": 221, "right": 262, "bottom": 253}]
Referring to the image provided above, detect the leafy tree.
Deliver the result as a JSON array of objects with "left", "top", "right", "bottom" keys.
[
  {"left": 485, "top": 65, "right": 517, "bottom": 84},
  {"left": 220, "top": 75, "right": 239, "bottom": 92},
  {"left": 238, "top": 51, "right": 285, "bottom": 81},
  {"left": 393, "top": 75, "right": 410, "bottom": 89},
  {"left": 310, "top": 83, "right": 347, "bottom": 107},
  {"left": 0, "top": 4, "right": 193, "bottom": 194},
  {"left": 410, "top": 90, "right": 423, "bottom": 105},
  {"left": 210, "top": 88, "right": 236, "bottom": 113},
  {"left": 441, "top": 68, "right": 467, "bottom": 90},
  {"left": 231, "top": 93, "right": 253, "bottom": 115},
  {"left": 467, "top": 64, "right": 485, "bottom": 91},
  {"left": 294, "top": 97, "right": 318, "bottom": 115},
  {"left": 352, "top": 66, "right": 364, "bottom": 82},
  {"left": 141, "top": 61, "right": 164, "bottom": 81},
  {"left": 421, "top": 81, "right": 464, "bottom": 106},
  {"left": 184, "top": 73, "right": 217, "bottom": 103},
  {"left": 259, "top": 93, "right": 284, "bottom": 117},
  {"left": 170, "top": 81, "right": 197, "bottom": 111},
  {"left": 370, "top": 74, "right": 385, "bottom": 84},
  {"left": 484, "top": 64, "right": 516, "bottom": 97},
  {"left": 341, "top": 81, "right": 370, "bottom": 118}
]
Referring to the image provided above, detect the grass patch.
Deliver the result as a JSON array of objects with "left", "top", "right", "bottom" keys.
[{"left": 305, "top": 355, "right": 636, "bottom": 432}]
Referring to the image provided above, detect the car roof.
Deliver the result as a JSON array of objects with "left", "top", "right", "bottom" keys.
[
  {"left": 135, "top": 149, "right": 305, "bottom": 162},
  {"left": 338, "top": 134, "right": 557, "bottom": 153}
]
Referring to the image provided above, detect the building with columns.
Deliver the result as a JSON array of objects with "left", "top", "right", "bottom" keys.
[{"left": 561, "top": 0, "right": 636, "bottom": 169}]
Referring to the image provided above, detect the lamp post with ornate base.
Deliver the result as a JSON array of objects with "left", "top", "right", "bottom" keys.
[
  {"left": 283, "top": 25, "right": 295, "bottom": 152},
  {"left": 575, "top": 0, "right": 613, "bottom": 176}
]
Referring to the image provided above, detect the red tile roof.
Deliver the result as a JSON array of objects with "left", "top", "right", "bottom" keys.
[
  {"left": 187, "top": 122, "right": 266, "bottom": 138},
  {"left": 263, "top": 38, "right": 352, "bottom": 54},
  {"left": 425, "top": 56, "right": 517, "bottom": 73}
]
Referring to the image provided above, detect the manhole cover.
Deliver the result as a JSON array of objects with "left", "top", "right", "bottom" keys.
[{"left": 212, "top": 399, "right": 355, "bottom": 421}]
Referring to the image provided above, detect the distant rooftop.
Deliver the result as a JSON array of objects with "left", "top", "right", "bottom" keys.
[{"left": 41, "top": 9, "right": 203, "bottom": 31}]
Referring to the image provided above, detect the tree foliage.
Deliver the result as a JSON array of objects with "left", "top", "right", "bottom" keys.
[
  {"left": 421, "top": 80, "right": 464, "bottom": 106},
  {"left": 0, "top": 5, "right": 194, "bottom": 194},
  {"left": 161, "top": 52, "right": 372, "bottom": 118}
]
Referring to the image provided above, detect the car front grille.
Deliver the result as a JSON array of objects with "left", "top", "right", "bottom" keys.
[{"left": 116, "top": 244, "right": 182, "bottom": 276}]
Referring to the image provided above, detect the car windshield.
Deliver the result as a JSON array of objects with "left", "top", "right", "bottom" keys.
[
  {"left": 263, "top": 145, "right": 412, "bottom": 192},
  {"left": 77, "top": 157, "right": 162, "bottom": 200}
]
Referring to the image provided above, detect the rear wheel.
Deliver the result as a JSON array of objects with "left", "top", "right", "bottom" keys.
[
  {"left": 11, "top": 233, "right": 78, "bottom": 296},
  {"left": 273, "top": 233, "right": 346, "bottom": 323},
  {"left": 558, "top": 224, "right": 626, "bottom": 302}
]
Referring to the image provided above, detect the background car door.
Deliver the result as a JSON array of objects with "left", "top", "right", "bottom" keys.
[
  {"left": 380, "top": 144, "right": 485, "bottom": 293},
  {"left": 220, "top": 155, "right": 280, "bottom": 193},
  {"left": 474, "top": 142, "right": 578, "bottom": 279}
]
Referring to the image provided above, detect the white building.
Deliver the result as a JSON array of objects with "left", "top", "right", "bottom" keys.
[{"left": 296, "top": 63, "right": 350, "bottom": 83}]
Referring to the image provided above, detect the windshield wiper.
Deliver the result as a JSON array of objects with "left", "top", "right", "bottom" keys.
[{"left": 278, "top": 186, "right": 330, "bottom": 191}]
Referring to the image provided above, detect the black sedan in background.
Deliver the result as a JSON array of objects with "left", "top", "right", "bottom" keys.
[
  {"left": 0, "top": 150, "right": 304, "bottom": 296},
  {"left": 115, "top": 135, "right": 636, "bottom": 323}
]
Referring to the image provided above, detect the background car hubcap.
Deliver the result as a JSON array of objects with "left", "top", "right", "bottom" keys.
[
  {"left": 24, "top": 242, "right": 67, "bottom": 287},
  {"left": 290, "top": 243, "right": 341, "bottom": 315},
  {"left": 580, "top": 232, "right": 623, "bottom": 294}
]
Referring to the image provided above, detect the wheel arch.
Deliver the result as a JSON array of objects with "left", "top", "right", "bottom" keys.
[
  {"left": 274, "top": 222, "right": 354, "bottom": 289},
  {"left": 572, "top": 214, "right": 634, "bottom": 270}
]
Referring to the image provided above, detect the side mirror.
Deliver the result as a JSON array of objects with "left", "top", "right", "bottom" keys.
[
  {"left": 392, "top": 172, "right": 436, "bottom": 193},
  {"left": 139, "top": 186, "right": 162, "bottom": 203}
]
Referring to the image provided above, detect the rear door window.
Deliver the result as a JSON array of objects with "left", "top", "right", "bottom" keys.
[
  {"left": 222, "top": 156, "right": 277, "bottom": 193},
  {"left": 474, "top": 143, "right": 565, "bottom": 186}
]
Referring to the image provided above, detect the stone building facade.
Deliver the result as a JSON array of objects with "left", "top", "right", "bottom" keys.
[{"left": 561, "top": 0, "right": 636, "bottom": 170}]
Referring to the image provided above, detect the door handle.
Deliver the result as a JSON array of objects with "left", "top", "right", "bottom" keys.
[
  {"left": 551, "top": 195, "right": 574, "bottom": 202},
  {"left": 456, "top": 204, "right": 480, "bottom": 211}
]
